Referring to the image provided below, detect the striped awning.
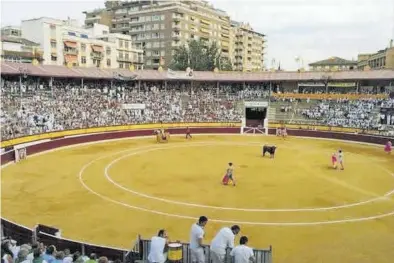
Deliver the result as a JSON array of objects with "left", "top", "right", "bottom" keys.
[
  {"left": 64, "top": 41, "right": 77, "bottom": 48},
  {"left": 92, "top": 45, "right": 103, "bottom": 52},
  {"left": 64, "top": 54, "right": 77, "bottom": 62}
]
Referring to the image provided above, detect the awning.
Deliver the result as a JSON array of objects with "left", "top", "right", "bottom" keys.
[
  {"left": 51, "top": 53, "right": 57, "bottom": 57},
  {"left": 64, "top": 54, "right": 77, "bottom": 63},
  {"left": 91, "top": 45, "right": 103, "bottom": 52},
  {"left": 64, "top": 41, "right": 77, "bottom": 48}
]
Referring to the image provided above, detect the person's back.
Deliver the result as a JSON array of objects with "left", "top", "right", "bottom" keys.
[
  {"left": 148, "top": 230, "right": 168, "bottom": 263},
  {"left": 230, "top": 236, "right": 255, "bottom": 263}
]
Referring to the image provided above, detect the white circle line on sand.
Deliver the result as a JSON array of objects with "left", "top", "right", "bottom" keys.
[
  {"left": 78, "top": 149, "right": 394, "bottom": 226},
  {"left": 103, "top": 142, "right": 394, "bottom": 212}
]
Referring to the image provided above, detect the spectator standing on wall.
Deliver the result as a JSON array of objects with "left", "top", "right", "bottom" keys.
[
  {"left": 85, "top": 254, "right": 97, "bottom": 263},
  {"left": 15, "top": 248, "right": 30, "bottom": 263},
  {"left": 32, "top": 248, "right": 46, "bottom": 263},
  {"left": 42, "top": 246, "right": 56, "bottom": 263},
  {"left": 148, "top": 229, "right": 168, "bottom": 263},
  {"left": 230, "top": 236, "right": 255, "bottom": 263},
  {"left": 189, "top": 216, "right": 208, "bottom": 263},
  {"left": 210, "top": 225, "right": 241, "bottom": 263}
]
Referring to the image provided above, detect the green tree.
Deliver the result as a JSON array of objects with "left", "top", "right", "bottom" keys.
[{"left": 170, "top": 39, "right": 233, "bottom": 71}]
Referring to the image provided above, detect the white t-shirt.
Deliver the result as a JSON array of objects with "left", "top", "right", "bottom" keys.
[
  {"left": 230, "top": 245, "right": 254, "bottom": 263},
  {"left": 148, "top": 236, "right": 167, "bottom": 263},
  {"left": 210, "top": 227, "right": 235, "bottom": 255},
  {"left": 190, "top": 223, "right": 205, "bottom": 250}
]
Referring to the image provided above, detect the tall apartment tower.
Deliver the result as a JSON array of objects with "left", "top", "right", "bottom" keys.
[
  {"left": 84, "top": 0, "right": 233, "bottom": 70},
  {"left": 231, "top": 21, "right": 265, "bottom": 72}
]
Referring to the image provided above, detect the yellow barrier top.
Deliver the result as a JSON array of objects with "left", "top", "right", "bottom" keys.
[
  {"left": 0, "top": 122, "right": 241, "bottom": 148},
  {"left": 272, "top": 93, "right": 388, "bottom": 100}
]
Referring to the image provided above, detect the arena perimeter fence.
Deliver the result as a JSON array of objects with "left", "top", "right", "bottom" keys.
[{"left": 1, "top": 124, "right": 393, "bottom": 263}]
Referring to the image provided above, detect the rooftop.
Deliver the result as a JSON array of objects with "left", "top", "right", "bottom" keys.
[{"left": 309, "top": 57, "right": 357, "bottom": 66}]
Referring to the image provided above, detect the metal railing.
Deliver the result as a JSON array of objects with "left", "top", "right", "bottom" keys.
[{"left": 138, "top": 238, "right": 272, "bottom": 263}]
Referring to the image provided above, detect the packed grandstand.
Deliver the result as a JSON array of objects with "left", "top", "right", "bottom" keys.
[
  {"left": 1, "top": 61, "right": 394, "bottom": 141},
  {"left": 1, "top": 61, "right": 394, "bottom": 263}
]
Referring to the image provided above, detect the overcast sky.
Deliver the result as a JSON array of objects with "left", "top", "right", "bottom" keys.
[{"left": 1, "top": 0, "right": 394, "bottom": 70}]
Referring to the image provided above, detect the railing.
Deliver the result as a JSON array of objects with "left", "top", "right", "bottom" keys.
[
  {"left": 139, "top": 238, "right": 272, "bottom": 263},
  {"left": 0, "top": 218, "right": 136, "bottom": 262}
]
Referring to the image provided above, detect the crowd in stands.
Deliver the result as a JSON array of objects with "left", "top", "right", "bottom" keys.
[
  {"left": 1, "top": 239, "right": 113, "bottom": 263},
  {"left": 300, "top": 99, "right": 383, "bottom": 129},
  {"left": 1, "top": 76, "right": 393, "bottom": 140}
]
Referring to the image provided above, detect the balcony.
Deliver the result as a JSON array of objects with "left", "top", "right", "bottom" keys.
[
  {"left": 173, "top": 24, "right": 181, "bottom": 31},
  {"left": 86, "top": 16, "right": 101, "bottom": 22},
  {"left": 63, "top": 48, "right": 78, "bottom": 55},
  {"left": 172, "top": 34, "right": 181, "bottom": 40},
  {"left": 117, "top": 56, "right": 133, "bottom": 62},
  {"left": 200, "top": 19, "right": 211, "bottom": 26},
  {"left": 173, "top": 16, "right": 181, "bottom": 22},
  {"left": 129, "top": 19, "right": 142, "bottom": 24},
  {"left": 91, "top": 52, "right": 104, "bottom": 59}
]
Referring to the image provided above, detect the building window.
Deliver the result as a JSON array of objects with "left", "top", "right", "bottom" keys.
[
  {"left": 51, "top": 55, "right": 57, "bottom": 61},
  {"left": 152, "top": 15, "right": 160, "bottom": 21},
  {"left": 152, "top": 32, "right": 159, "bottom": 39},
  {"left": 153, "top": 50, "right": 160, "bottom": 56},
  {"left": 106, "top": 47, "right": 111, "bottom": 55},
  {"left": 146, "top": 51, "right": 151, "bottom": 57},
  {"left": 81, "top": 44, "right": 86, "bottom": 52},
  {"left": 107, "top": 59, "right": 111, "bottom": 66},
  {"left": 119, "top": 40, "right": 123, "bottom": 48},
  {"left": 80, "top": 34, "right": 88, "bottom": 39},
  {"left": 161, "top": 50, "right": 165, "bottom": 56},
  {"left": 51, "top": 42, "right": 56, "bottom": 48},
  {"left": 119, "top": 63, "right": 124, "bottom": 68},
  {"left": 125, "top": 53, "right": 129, "bottom": 60},
  {"left": 146, "top": 42, "right": 152, "bottom": 48},
  {"left": 81, "top": 56, "right": 86, "bottom": 64},
  {"left": 125, "top": 41, "right": 129, "bottom": 49},
  {"left": 68, "top": 32, "right": 76, "bottom": 36},
  {"left": 161, "top": 24, "right": 165, "bottom": 30},
  {"left": 161, "top": 15, "right": 165, "bottom": 20}
]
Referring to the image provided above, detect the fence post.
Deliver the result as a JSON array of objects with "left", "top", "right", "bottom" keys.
[{"left": 32, "top": 225, "right": 38, "bottom": 244}]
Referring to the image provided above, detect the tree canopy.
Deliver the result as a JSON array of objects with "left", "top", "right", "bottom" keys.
[{"left": 170, "top": 39, "right": 233, "bottom": 71}]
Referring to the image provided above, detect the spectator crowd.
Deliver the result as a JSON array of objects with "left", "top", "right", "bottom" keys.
[{"left": 1, "top": 76, "right": 393, "bottom": 141}]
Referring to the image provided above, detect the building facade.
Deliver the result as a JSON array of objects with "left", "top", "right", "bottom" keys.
[
  {"left": 357, "top": 42, "right": 394, "bottom": 70},
  {"left": 230, "top": 21, "right": 265, "bottom": 71},
  {"left": 1, "top": 26, "right": 43, "bottom": 63},
  {"left": 84, "top": 0, "right": 238, "bottom": 70},
  {"left": 308, "top": 56, "right": 357, "bottom": 71},
  {"left": 95, "top": 32, "right": 144, "bottom": 70},
  {"left": 20, "top": 17, "right": 143, "bottom": 69}
]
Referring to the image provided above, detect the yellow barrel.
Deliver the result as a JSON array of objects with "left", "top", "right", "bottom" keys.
[{"left": 168, "top": 243, "right": 182, "bottom": 262}]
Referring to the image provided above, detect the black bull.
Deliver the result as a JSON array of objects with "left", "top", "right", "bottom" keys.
[{"left": 263, "top": 145, "right": 277, "bottom": 158}]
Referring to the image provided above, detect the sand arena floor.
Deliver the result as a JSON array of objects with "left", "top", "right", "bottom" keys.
[{"left": 1, "top": 135, "right": 394, "bottom": 263}]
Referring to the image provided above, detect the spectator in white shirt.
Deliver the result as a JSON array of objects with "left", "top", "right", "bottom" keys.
[
  {"left": 210, "top": 225, "right": 241, "bottom": 263},
  {"left": 230, "top": 236, "right": 255, "bottom": 263},
  {"left": 189, "top": 216, "right": 208, "bottom": 263},
  {"left": 148, "top": 229, "right": 168, "bottom": 263}
]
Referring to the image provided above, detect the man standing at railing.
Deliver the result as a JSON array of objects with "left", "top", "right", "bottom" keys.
[
  {"left": 210, "top": 225, "right": 241, "bottom": 263},
  {"left": 230, "top": 236, "right": 255, "bottom": 263},
  {"left": 148, "top": 229, "right": 168, "bottom": 263},
  {"left": 190, "top": 216, "right": 208, "bottom": 263}
]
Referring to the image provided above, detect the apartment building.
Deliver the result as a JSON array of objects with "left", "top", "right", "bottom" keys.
[
  {"left": 96, "top": 32, "right": 144, "bottom": 70},
  {"left": 84, "top": 0, "right": 233, "bottom": 70},
  {"left": 308, "top": 57, "right": 357, "bottom": 71},
  {"left": 1, "top": 26, "right": 43, "bottom": 63},
  {"left": 231, "top": 21, "right": 265, "bottom": 71},
  {"left": 357, "top": 40, "right": 394, "bottom": 70}
]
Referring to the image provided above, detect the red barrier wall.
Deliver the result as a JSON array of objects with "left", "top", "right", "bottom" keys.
[{"left": 1, "top": 127, "right": 239, "bottom": 165}]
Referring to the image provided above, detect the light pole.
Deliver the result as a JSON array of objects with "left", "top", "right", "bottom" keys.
[{"left": 18, "top": 67, "right": 29, "bottom": 109}]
